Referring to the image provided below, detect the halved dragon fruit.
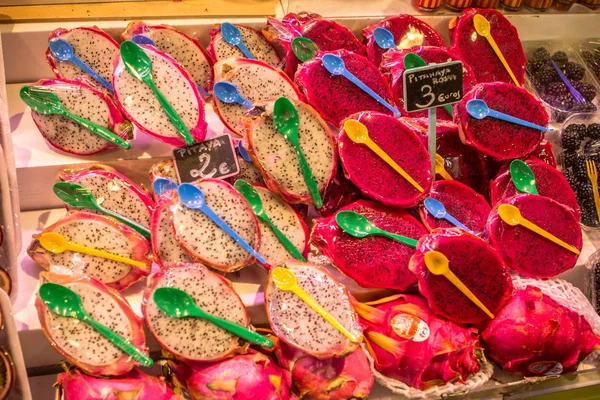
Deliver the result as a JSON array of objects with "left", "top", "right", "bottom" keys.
[
  {"left": 482, "top": 285, "right": 600, "bottom": 376},
  {"left": 449, "top": 8, "right": 526, "bottom": 85},
  {"left": 113, "top": 44, "right": 207, "bottom": 147},
  {"left": 46, "top": 26, "right": 119, "bottom": 90},
  {"left": 207, "top": 24, "right": 281, "bottom": 68},
  {"left": 409, "top": 229, "right": 513, "bottom": 325},
  {"left": 418, "top": 180, "right": 491, "bottom": 234},
  {"left": 244, "top": 98, "right": 337, "bottom": 205},
  {"left": 533, "top": 139, "right": 557, "bottom": 168},
  {"left": 317, "top": 166, "right": 363, "bottom": 217},
  {"left": 28, "top": 78, "right": 132, "bottom": 156},
  {"left": 58, "top": 165, "right": 155, "bottom": 230},
  {"left": 311, "top": 199, "right": 427, "bottom": 291},
  {"left": 295, "top": 50, "right": 397, "bottom": 126},
  {"left": 362, "top": 15, "right": 445, "bottom": 67},
  {"left": 28, "top": 211, "right": 151, "bottom": 291},
  {"left": 122, "top": 21, "right": 213, "bottom": 98},
  {"left": 264, "top": 259, "right": 363, "bottom": 359},
  {"left": 212, "top": 58, "right": 301, "bottom": 137},
  {"left": 143, "top": 265, "right": 248, "bottom": 363},
  {"left": 169, "top": 179, "right": 260, "bottom": 272},
  {"left": 487, "top": 194, "right": 583, "bottom": 278},
  {"left": 151, "top": 192, "right": 192, "bottom": 269},
  {"left": 338, "top": 112, "right": 432, "bottom": 208},
  {"left": 456, "top": 82, "right": 548, "bottom": 160},
  {"left": 36, "top": 273, "right": 147, "bottom": 376}
]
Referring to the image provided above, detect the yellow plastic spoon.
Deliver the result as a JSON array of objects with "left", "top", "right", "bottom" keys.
[
  {"left": 424, "top": 251, "right": 494, "bottom": 319},
  {"left": 344, "top": 119, "right": 424, "bottom": 193},
  {"left": 39, "top": 232, "right": 147, "bottom": 267},
  {"left": 473, "top": 14, "right": 521, "bottom": 87},
  {"left": 435, "top": 154, "right": 453, "bottom": 181},
  {"left": 271, "top": 267, "right": 360, "bottom": 342},
  {"left": 497, "top": 204, "right": 580, "bottom": 255}
]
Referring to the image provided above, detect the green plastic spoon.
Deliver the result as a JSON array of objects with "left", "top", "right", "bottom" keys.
[
  {"left": 335, "top": 211, "right": 418, "bottom": 248},
  {"left": 291, "top": 37, "right": 318, "bottom": 62},
  {"left": 39, "top": 283, "right": 153, "bottom": 366},
  {"left": 510, "top": 159, "right": 538, "bottom": 195},
  {"left": 403, "top": 53, "right": 453, "bottom": 118},
  {"left": 153, "top": 287, "right": 273, "bottom": 348},
  {"left": 120, "top": 41, "right": 194, "bottom": 146},
  {"left": 273, "top": 97, "right": 323, "bottom": 208},
  {"left": 53, "top": 182, "right": 151, "bottom": 239},
  {"left": 20, "top": 86, "right": 130, "bottom": 149}
]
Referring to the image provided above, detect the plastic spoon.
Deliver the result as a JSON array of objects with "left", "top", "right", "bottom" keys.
[
  {"left": 153, "top": 177, "right": 178, "bottom": 196},
  {"left": 153, "top": 287, "right": 273, "bottom": 347},
  {"left": 213, "top": 82, "right": 253, "bottom": 109},
  {"left": 322, "top": 54, "right": 400, "bottom": 117},
  {"left": 177, "top": 183, "right": 267, "bottom": 264},
  {"left": 423, "top": 251, "right": 495, "bottom": 319},
  {"left": 403, "top": 53, "right": 453, "bottom": 117},
  {"left": 510, "top": 160, "right": 538, "bottom": 195},
  {"left": 373, "top": 27, "right": 398, "bottom": 50},
  {"left": 20, "top": 86, "right": 130, "bottom": 149},
  {"left": 435, "top": 154, "right": 453, "bottom": 180},
  {"left": 466, "top": 99, "right": 553, "bottom": 132},
  {"left": 472, "top": 14, "right": 521, "bottom": 87},
  {"left": 237, "top": 141, "right": 253, "bottom": 162},
  {"left": 53, "top": 182, "right": 151, "bottom": 239},
  {"left": 551, "top": 60, "right": 586, "bottom": 104},
  {"left": 271, "top": 267, "right": 360, "bottom": 342},
  {"left": 120, "top": 41, "right": 195, "bottom": 146},
  {"left": 273, "top": 97, "right": 323, "bottom": 208},
  {"left": 131, "top": 34, "right": 156, "bottom": 46},
  {"left": 39, "top": 282, "right": 153, "bottom": 366},
  {"left": 49, "top": 38, "right": 114, "bottom": 92},
  {"left": 234, "top": 179, "right": 306, "bottom": 261},
  {"left": 497, "top": 204, "right": 580, "bottom": 255},
  {"left": 221, "top": 22, "right": 255, "bottom": 59},
  {"left": 291, "top": 37, "right": 318, "bottom": 62},
  {"left": 423, "top": 197, "right": 473, "bottom": 234},
  {"left": 344, "top": 119, "right": 424, "bottom": 192},
  {"left": 335, "top": 211, "right": 418, "bottom": 248}
]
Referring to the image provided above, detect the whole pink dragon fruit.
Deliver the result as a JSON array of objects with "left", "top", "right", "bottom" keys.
[
  {"left": 208, "top": 23, "right": 281, "bottom": 67},
  {"left": 482, "top": 286, "right": 600, "bottom": 376}
]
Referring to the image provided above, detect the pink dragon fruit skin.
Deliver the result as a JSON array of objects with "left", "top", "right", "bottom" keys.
[
  {"left": 362, "top": 15, "right": 445, "bottom": 67},
  {"left": 449, "top": 8, "right": 526, "bottom": 85},
  {"left": 295, "top": 50, "right": 397, "bottom": 126},
  {"left": 207, "top": 24, "right": 281, "bottom": 68},
  {"left": 311, "top": 199, "right": 427, "bottom": 291},
  {"left": 487, "top": 194, "right": 583, "bottom": 278},
  {"left": 354, "top": 294, "right": 483, "bottom": 390},
  {"left": 57, "top": 368, "right": 182, "bottom": 400},
  {"left": 456, "top": 82, "right": 548, "bottom": 161},
  {"left": 533, "top": 140, "right": 557, "bottom": 167},
  {"left": 150, "top": 192, "right": 192, "bottom": 269},
  {"left": 409, "top": 228, "right": 513, "bottom": 325},
  {"left": 482, "top": 286, "right": 600, "bottom": 377},
  {"left": 338, "top": 112, "right": 432, "bottom": 208}
]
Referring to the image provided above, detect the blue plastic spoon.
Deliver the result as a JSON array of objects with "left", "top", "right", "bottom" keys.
[
  {"left": 221, "top": 22, "right": 255, "bottom": 59},
  {"left": 153, "top": 178, "right": 178, "bottom": 196},
  {"left": 322, "top": 54, "right": 400, "bottom": 117},
  {"left": 237, "top": 141, "right": 253, "bottom": 162},
  {"left": 423, "top": 197, "right": 473, "bottom": 234},
  {"left": 131, "top": 34, "right": 156, "bottom": 46},
  {"left": 214, "top": 82, "right": 253, "bottom": 109},
  {"left": 49, "top": 38, "right": 113, "bottom": 92},
  {"left": 466, "top": 99, "right": 553, "bottom": 132},
  {"left": 551, "top": 60, "right": 586, "bottom": 104},
  {"left": 373, "top": 27, "right": 397, "bottom": 50},
  {"left": 178, "top": 183, "right": 267, "bottom": 264}
]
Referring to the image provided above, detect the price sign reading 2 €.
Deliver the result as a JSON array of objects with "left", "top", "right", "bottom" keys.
[{"left": 402, "top": 61, "right": 464, "bottom": 113}]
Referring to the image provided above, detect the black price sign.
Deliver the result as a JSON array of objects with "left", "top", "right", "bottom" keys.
[
  {"left": 173, "top": 134, "right": 240, "bottom": 183},
  {"left": 403, "top": 61, "right": 464, "bottom": 113}
]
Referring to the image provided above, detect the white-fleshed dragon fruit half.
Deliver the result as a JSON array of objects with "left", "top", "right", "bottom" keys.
[
  {"left": 207, "top": 24, "right": 281, "bottom": 68},
  {"left": 151, "top": 191, "right": 193, "bottom": 269}
]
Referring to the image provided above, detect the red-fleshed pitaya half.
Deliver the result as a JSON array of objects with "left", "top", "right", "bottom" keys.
[
  {"left": 58, "top": 165, "right": 155, "bottom": 230},
  {"left": 317, "top": 166, "right": 363, "bottom": 217},
  {"left": 143, "top": 265, "right": 248, "bottom": 363},
  {"left": 380, "top": 46, "right": 477, "bottom": 118},
  {"left": 212, "top": 58, "right": 301, "bottom": 137},
  {"left": 151, "top": 192, "right": 192, "bottom": 269},
  {"left": 295, "top": 50, "right": 396, "bottom": 126},
  {"left": 362, "top": 15, "right": 445, "bottom": 67},
  {"left": 409, "top": 228, "right": 513, "bottom": 325},
  {"left": 264, "top": 259, "right": 363, "bottom": 359},
  {"left": 482, "top": 285, "right": 600, "bottom": 376},
  {"left": 36, "top": 273, "right": 147, "bottom": 376},
  {"left": 113, "top": 44, "right": 207, "bottom": 147},
  {"left": 353, "top": 294, "right": 488, "bottom": 392},
  {"left": 418, "top": 180, "right": 491, "bottom": 235},
  {"left": 28, "top": 78, "right": 132, "bottom": 156},
  {"left": 487, "top": 194, "right": 582, "bottom": 278},
  {"left": 456, "top": 82, "right": 548, "bottom": 160},
  {"left": 490, "top": 157, "right": 579, "bottom": 218},
  {"left": 46, "top": 26, "right": 119, "bottom": 90},
  {"left": 244, "top": 99, "right": 337, "bottom": 205},
  {"left": 449, "top": 8, "right": 526, "bottom": 85},
  {"left": 28, "top": 211, "right": 151, "bottom": 291},
  {"left": 57, "top": 368, "right": 182, "bottom": 400},
  {"left": 311, "top": 199, "right": 427, "bottom": 291},
  {"left": 338, "top": 112, "right": 432, "bottom": 208},
  {"left": 207, "top": 24, "right": 281, "bottom": 67},
  {"left": 533, "top": 139, "right": 557, "bottom": 167},
  {"left": 122, "top": 21, "right": 213, "bottom": 98},
  {"left": 170, "top": 179, "right": 260, "bottom": 272}
]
